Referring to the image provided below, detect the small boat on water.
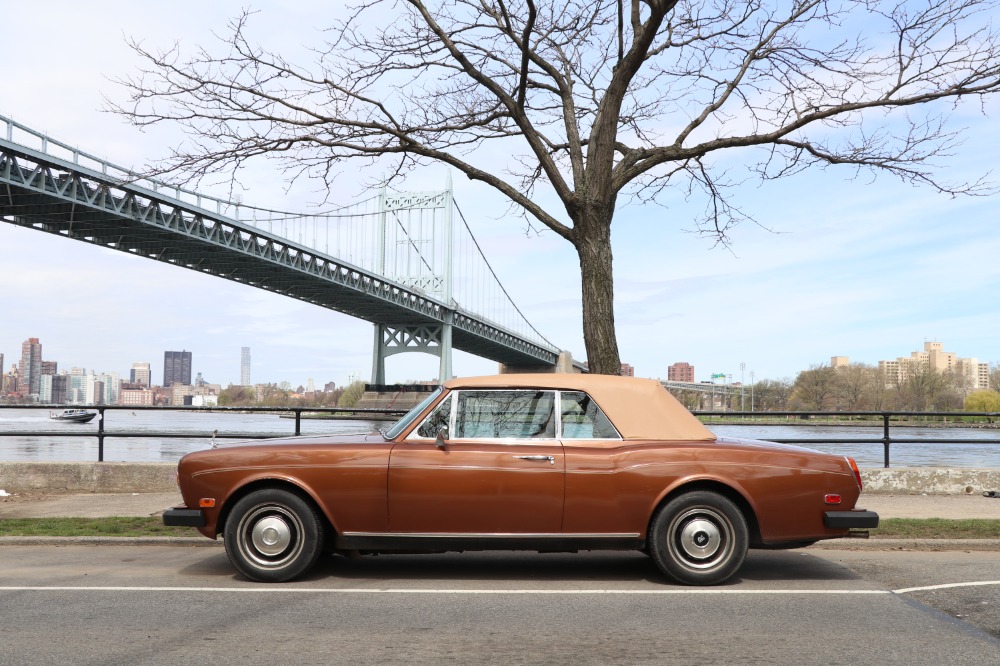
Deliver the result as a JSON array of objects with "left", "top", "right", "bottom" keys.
[{"left": 49, "top": 409, "right": 97, "bottom": 424}]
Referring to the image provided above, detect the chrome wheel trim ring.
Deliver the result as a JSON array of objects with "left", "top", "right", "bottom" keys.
[
  {"left": 667, "top": 507, "right": 734, "bottom": 571},
  {"left": 238, "top": 504, "right": 304, "bottom": 569}
]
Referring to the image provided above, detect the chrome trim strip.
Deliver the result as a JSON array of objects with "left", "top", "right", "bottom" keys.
[{"left": 342, "top": 532, "right": 641, "bottom": 539}]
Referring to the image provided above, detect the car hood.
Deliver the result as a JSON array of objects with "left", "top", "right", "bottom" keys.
[{"left": 213, "top": 431, "right": 385, "bottom": 449}]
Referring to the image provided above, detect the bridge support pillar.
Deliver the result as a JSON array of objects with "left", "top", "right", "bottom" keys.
[
  {"left": 438, "top": 313, "right": 453, "bottom": 382},
  {"left": 371, "top": 322, "right": 454, "bottom": 385}
]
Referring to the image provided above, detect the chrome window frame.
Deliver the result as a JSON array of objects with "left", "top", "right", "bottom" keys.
[{"left": 408, "top": 389, "right": 622, "bottom": 442}]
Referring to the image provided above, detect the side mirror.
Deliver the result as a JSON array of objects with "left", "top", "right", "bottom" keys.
[{"left": 434, "top": 425, "right": 450, "bottom": 449}]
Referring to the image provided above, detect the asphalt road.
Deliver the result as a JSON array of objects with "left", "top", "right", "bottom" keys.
[{"left": 0, "top": 545, "right": 997, "bottom": 664}]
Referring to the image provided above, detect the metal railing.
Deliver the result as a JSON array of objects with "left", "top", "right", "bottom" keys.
[
  {"left": 0, "top": 404, "right": 407, "bottom": 462},
  {"left": 694, "top": 410, "right": 1000, "bottom": 467},
  {"left": 2, "top": 406, "right": 998, "bottom": 467}
]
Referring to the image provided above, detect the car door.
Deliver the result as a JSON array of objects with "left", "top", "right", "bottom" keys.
[{"left": 388, "top": 389, "right": 565, "bottom": 534}]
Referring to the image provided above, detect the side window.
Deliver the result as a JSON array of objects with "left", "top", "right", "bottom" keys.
[
  {"left": 560, "top": 391, "right": 620, "bottom": 439},
  {"left": 456, "top": 390, "right": 555, "bottom": 439},
  {"left": 415, "top": 395, "right": 452, "bottom": 438}
]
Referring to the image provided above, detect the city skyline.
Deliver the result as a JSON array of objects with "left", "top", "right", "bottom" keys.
[
  {"left": 0, "top": 338, "right": 331, "bottom": 392},
  {"left": 2, "top": 3, "right": 999, "bottom": 387},
  {"left": 3, "top": 332, "right": 997, "bottom": 396}
]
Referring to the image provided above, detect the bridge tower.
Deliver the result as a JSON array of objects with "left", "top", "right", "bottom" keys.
[{"left": 371, "top": 174, "right": 455, "bottom": 384}]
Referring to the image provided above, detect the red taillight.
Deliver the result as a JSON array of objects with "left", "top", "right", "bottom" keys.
[{"left": 846, "top": 457, "right": 863, "bottom": 491}]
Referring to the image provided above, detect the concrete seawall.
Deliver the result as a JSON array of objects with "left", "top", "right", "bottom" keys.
[
  {"left": 0, "top": 462, "right": 177, "bottom": 494},
  {"left": 0, "top": 462, "right": 998, "bottom": 495}
]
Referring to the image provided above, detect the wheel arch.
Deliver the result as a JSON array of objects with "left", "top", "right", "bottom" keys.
[
  {"left": 649, "top": 480, "right": 762, "bottom": 547},
  {"left": 216, "top": 477, "right": 335, "bottom": 541}
]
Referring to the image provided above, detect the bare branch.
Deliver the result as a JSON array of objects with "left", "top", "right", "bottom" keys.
[{"left": 108, "top": 0, "right": 1000, "bottom": 373}]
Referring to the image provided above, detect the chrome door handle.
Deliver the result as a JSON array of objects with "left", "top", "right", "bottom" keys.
[{"left": 514, "top": 455, "right": 555, "bottom": 464}]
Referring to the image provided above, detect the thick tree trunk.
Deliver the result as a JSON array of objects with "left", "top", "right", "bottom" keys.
[{"left": 574, "top": 214, "right": 621, "bottom": 374}]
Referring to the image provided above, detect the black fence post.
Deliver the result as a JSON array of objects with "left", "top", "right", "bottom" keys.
[
  {"left": 882, "top": 413, "right": 891, "bottom": 468},
  {"left": 97, "top": 407, "right": 106, "bottom": 462},
  {"left": 294, "top": 409, "right": 302, "bottom": 436}
]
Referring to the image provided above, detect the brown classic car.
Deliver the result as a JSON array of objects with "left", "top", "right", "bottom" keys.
[{"left": 163, "top": 374, "right": 877, "bottom": 585}]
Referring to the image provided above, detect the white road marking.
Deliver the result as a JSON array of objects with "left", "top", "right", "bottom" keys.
[
  {"left": 893, "top": 581, "right": 1000, "bottom": 594},
  {"left": 0, "top": 582, "right": 996, "bottom": 594},
  {"left": 0, "top": 586, "right": 891, "bottom": 594}
]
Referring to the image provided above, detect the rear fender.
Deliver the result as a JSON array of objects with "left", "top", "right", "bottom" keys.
[{"left": 648, "top": 476, "right": 761, "bottom": 545}]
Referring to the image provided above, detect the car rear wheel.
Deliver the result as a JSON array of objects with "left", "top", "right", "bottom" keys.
[
  {"left": 224, "top": 488, "right": 324, "bottom": 583},
  {"left": 648, "top": 491, "right": 748, "bottom": 586}
]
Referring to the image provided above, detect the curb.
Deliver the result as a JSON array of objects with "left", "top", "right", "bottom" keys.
[
  {"left": 0, "top": 536, "right": 221, "bottom": 547},
  {"left": 808, "top": 538, "right": 1000, "bottom": 552}
]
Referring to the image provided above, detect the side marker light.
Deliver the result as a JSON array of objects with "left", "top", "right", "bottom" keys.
[
  {"left": 199, "top": 498, "right": 216, "bottom": 508},
  {"left": 825, "top": 494, "right": 842, "bottom": 505}
]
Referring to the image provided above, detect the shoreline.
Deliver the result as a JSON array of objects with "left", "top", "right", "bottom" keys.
[{"left": 701, "top": 418, "right": 1000, "bottom": 429}]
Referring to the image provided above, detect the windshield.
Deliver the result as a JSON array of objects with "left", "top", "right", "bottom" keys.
[{"left": 381, "top": 387, "right": 444, "bottom": 440}]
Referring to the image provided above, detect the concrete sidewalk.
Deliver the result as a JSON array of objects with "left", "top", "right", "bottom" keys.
[
  {"left": 0, "top": 492, "right": 182, "bottom": 519},
  {"left": 0, "top": 490, "right": 998, "bottom": 520}
]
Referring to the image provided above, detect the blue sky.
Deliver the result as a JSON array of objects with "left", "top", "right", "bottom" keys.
[{"left": 1, "top": 2, "right": 998, "bottom": 388}]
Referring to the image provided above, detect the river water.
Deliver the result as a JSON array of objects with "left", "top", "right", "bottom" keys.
[{"left": 0, "top": 409, "right": 997, "bottom": 468}]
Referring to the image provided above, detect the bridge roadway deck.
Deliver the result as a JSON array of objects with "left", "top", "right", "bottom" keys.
[{"left": 0, "top": 132, "right": 559, "bottom": 368}]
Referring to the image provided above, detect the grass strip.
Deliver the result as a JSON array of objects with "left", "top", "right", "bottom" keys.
[
  {"left": 0, "top": 517, "right": 199, "bottom": 538},
  {"left": 0, "top": 516, "right": 998, "bottom": 540},
  {"left": 871, "top": 518, "right": 1000, "bottom": 539}
]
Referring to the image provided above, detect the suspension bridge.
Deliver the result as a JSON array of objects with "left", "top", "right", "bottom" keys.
[{"left": 0, "top": 114, "right": 571, "bottom": 382}]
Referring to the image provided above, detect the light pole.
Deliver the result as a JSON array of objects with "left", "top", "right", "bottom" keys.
[
  {"left": 750, "top": 371, "right": 755, "bottom": 412},
  {"left": 740, "top": 362, "right": 746, "bottom": 412}
]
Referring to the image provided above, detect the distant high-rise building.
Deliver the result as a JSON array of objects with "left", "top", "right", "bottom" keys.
[
  {"left": 18, "top": 338, "right": 42, "bottom": 399},
  {"left": 878, "top": 340, "right": 989, "bottom": 390},
  {"left": 0, "top": 354, "right": 4, "bottom": 392},
  {"left": 41, "top": 360, "right": 58, "bottom": 376},
  {"left": 163, "top": 351, "right": 192, "bottom": 388},
  {"left": 131, "top": 362, "right": 151, "bottom": 388},
  {"left": 241, "top": 347, "right": 251, "bottom": 386},
  {"left": 50, "top": 375, "right": 69, "bottom": 404},
  {"left": 619, "top": 363, "right": 635, "bottom": 377},
  {"left": 668, "top": 362, "right": 695, "bottom": 383}
]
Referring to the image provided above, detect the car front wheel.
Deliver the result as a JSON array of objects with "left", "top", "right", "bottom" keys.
[
  {"left": 224, "top": 488, "right": 324, "bottom": 583},
  {"left": 648, "top": 490, "right": 748, "bottom": 586}
]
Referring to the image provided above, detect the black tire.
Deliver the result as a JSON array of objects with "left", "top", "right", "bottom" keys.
[
  {"left": 223, "top": 488, "right": 324, "bottom": 582},
  {"left": 648, "top": 491, "right": 748, "bottom": 586}
]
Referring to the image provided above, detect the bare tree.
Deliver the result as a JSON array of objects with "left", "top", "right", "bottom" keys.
[
  {"left": 112, "top": 1, "right": 1000, "bottom": 374},
  {"left": 832, "top": 363, "right": 873, "bottom": 410},
  {"left": 789, "top": 365, "right": 837, "bottom": 409},
  {"left": 751, "top": 378, "right": 792, "bottom": 411}
]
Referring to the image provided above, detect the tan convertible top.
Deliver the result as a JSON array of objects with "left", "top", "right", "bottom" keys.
[{"left": 443, "top": 374, "right": 715, "bottom": 441}]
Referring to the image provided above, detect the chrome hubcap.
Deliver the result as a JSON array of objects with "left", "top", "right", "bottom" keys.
[
  {"left": 678, "top": 518, "right": 721, "bottom": 560},
  {"left": 251, "top": 516, "right": 292, "bottom": 556},
  {"left": 668, "top": 507, "right": 733, "bottom": 571}
]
